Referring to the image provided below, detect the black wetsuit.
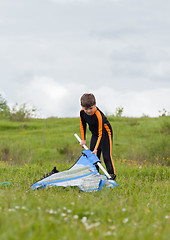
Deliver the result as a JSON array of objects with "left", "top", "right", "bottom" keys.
[{"left": 80, "top": 106, "right": 116, "bottom": 175}]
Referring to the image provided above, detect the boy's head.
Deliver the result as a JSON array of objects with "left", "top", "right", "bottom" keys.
[
  {"left": 80, "top": 93, "right": 96, "bottom": 108},
  {"left": 80, "top": 93, "right": 96, "bottom": 115}
]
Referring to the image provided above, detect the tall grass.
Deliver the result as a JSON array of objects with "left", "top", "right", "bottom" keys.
[
  {"left": 0, "top": 116, "right": 169, "bottom": 167},
  {"left": 0, "top": 116, "right": 169, "bottom": 240}
]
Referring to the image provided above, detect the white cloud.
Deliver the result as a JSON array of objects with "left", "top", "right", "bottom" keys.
[
  {"left": 93, "top": 87, "right": 170, "bottom": 117},
  {"left": 10, "top": 76, "right": 87, "bottom": 118},
  {"left": 50, "top": 0, "right": 122, "bottom": 5},
  {"left": 49, "top": 0, "right": 91, "bottom": 5},
  {"left": 0, "top": 0, "right": 170, "bottom": 118}
]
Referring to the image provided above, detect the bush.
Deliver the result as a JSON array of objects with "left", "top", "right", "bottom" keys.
[
  {"left": 9, "top": 103, "right": 37, "bottom": 121},
  {"left": 114, "top": 106, "right": 124, "bottom": 117},
  {"left": 0, "top": 94, "right": 10, "bottom": 118}
]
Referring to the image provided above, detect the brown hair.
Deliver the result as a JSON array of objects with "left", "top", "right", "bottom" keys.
[{"left": 80, "top": 93, "right": 96, "bottom": 108}]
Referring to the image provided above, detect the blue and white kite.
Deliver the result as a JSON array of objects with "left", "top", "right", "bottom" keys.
[{"left": 30, "top": 134, "right": 118, "bottom": 192}]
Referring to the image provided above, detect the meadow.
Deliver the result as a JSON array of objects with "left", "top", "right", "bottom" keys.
[{"left": 0, "top": 116, "right": 169, "bottom": 240}]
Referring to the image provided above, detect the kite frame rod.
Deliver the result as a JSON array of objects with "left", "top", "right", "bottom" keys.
[{"left": 74, "top": 133, "right": 111, "bottom": 179}]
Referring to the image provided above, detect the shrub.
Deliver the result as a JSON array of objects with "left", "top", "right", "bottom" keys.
[
  {"left": 9, "top": 103, "right": 37, "bottom": 121},
  {"left": 0, "top": 94, "right": 10, "bottom": 118}
]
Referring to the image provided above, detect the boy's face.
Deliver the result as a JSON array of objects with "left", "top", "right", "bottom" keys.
[{"left": 82, "top": 104, "right": 96, "bottom": 115}]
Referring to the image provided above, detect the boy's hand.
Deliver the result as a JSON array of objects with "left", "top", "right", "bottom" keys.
[
  {"left": 91, "top": 149, "right": 97, "bottom": 155},
  {"left": 80, "top": 140, "right": 86, "bottom": 148}
]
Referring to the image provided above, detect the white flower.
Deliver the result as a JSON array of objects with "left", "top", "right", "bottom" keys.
[
  {"left": 49, "top": 209, "right": 54, "bottom": 214},
  {"left": 103, "top": 231, "right": 112, "bottom": 236},
  {"left": 165, "top": 216, "right": 169, "bottom": 219},
  {"left": 73, "top": 215, "right": 79, "bottom": 219},
  {"left": 109, "top": 225, "right": 116, "bottom": 230},
  {"left": 122, "top": 208, "right": 126, "bottom": 212},
  {"left": 8, "top": 208, "right": 16, "bottom": 212},
  {"left": 61, "top": 213, "right": 67, "bottom": 217},
  {"left": 67, "top": 209, "right": 72, "bottom": 213},
  {"left": 139, "top": 166, "right": 142, "bottom": 169},
  {"left": 123, "top": 218, "right": 129, "bottom": 223},
  {"left": 107, "top": 218, "right": 112, "bottom": 223},
  {"left": 84, "top": 222, "right": 100, "bottom": 230},
  {"left": 21, "top": 206, "right": 27, "bottom": 210},
  {"left": 81, "top": 216, "right": 87, "bottom": 223},
  {"left": 47, "top": 209, "right": 58, "bottom": 214}
]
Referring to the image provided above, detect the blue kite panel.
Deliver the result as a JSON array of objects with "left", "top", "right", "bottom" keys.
[{"left": 30, "top": 150, "right": 118, "bottom": 192}]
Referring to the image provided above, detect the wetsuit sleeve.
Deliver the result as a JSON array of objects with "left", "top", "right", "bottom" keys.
[
  {"left": 94, "top": 110, "right": 103, "bottom": 151},
  {"left": 80, "top": 111, "right": 86, "bottom": 140}
]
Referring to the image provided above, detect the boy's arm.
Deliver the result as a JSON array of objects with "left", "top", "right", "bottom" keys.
[{"left": 80, "top": 112, "right": 86, "bottom": 141}]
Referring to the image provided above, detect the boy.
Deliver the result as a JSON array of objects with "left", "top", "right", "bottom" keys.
[{"left": 80, "top": 93, "right": 116, "bottom": 180}]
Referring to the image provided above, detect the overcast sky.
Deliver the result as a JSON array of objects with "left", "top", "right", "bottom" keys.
[{"left": 0, "top": 0, "right": 170, "bottom": 118}]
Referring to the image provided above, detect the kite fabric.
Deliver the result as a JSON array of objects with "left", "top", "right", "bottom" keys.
[{"left": 30, "top": 150, "right": 118, "bottom": 192}]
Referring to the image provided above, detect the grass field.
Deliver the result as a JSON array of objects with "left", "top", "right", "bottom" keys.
[{"left": 0, "top": 116, "right": 169, "bottom": 240}]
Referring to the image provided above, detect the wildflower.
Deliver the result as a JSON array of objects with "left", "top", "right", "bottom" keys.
[
  {"left": 109, "top": 225, "right": 116, "bottom": 230},
  {"left": 165, "top": 216, "right": 169, "bottom": 219},
  {"left": 84, "top": 222, "right": 100, "bottom": 231},
  {"left": 8, "top": 208, "right": 16, "bottom": 212},
  {"left": 61, "top": 213, "right": 67, "bottom": 217},
  {"left": 122, "top": 208, "right": 126, "bottom": 212},
  {"left": 73, "top": 215, "right": 79, "bottom": 219},
  {"left": 21, "top": 206, "right": 27, "bottom": 210},
  {"left": 123, "top": 218, "right": 129, "bottom": 223},
  {"left": 103, "top": 231, "right": 112, "bottom": 236},
  {"left": 139, "top": 166, "right": 142, "bottom": 169},
  {"left": 67, "top": 209, "right": 72, "bottom": 213},
  {"left": 81, "top": 216, "right": 87, "bottom": 223},
  {"left": 47, "top": 209, "right": 58, "bottom": 214}
]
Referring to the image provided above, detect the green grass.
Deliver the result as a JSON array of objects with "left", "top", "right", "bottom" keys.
[{"left": 0, "top": 116, "right": 170, "bottom": 240}]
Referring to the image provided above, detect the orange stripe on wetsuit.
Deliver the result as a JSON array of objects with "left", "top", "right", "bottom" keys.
[
  {"left": 104, "top": 123, "right": 116, "bottom": 174},
  {"left": 94, "top": 110, "right": 103, "bottom": 151}
]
